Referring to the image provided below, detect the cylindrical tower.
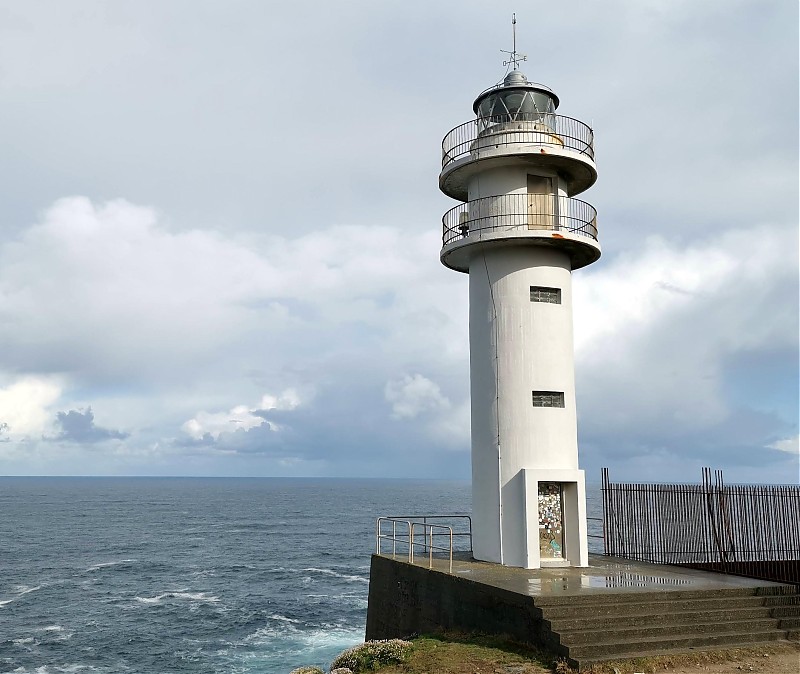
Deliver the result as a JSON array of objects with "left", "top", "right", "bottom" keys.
[{"left": 439, "top": 68, "right": 600, "bottom": 568}]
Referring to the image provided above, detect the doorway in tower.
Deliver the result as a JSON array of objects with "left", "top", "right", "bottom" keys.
[
  {"left": 538, "top": 482, "right": 565, "bottom": 560},
  {"left": 527, "top": 174, "right": 554, "bottom": 230}
]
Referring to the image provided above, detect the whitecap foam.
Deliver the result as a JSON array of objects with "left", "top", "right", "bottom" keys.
[
  {"left": 85, "top": 559, "right": 137, "bottom": 572},
  {"left": 267, "top": 613, "right": 300, "bottom": 624},
  {"left": 12, "top": 636, "right": 35, "bottom": 645},
  {"left": 0, "top": 585, "right": 42, "bottom": 607},
  {"left": 334, "top": 594, "right": 369, "bottom": 609},
  {"left": 302, "top": 568, "right": 369, "bottom": 583},
  {"left": 134, "top": 590, "right": 220, "bottom": 605}
]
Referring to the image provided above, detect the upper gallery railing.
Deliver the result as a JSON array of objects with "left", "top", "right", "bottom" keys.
[
  {"left": 442, "top": 114, "right": 595, "bottom": 170},
  {"left": 442, "top": 193, "right": 598, "bottom": 247}
]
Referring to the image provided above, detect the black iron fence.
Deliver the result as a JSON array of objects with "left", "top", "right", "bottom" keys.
[
  {"left": 442, "top": 193, "right": 598, "bottom": 247},
  {"left": 601, "top": 467, "right": 800, "bottom": 585},
  {"left": 442, "top": 114, "right": 594, "bottom": 169}
]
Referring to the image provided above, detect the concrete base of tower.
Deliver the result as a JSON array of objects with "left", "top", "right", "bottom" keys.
[{"left": 472, "top": 468, "right": 589, "bottom": 569}]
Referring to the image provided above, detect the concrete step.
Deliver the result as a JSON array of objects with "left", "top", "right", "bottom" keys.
[
  {"left": 771, "top": 605, "right": 800, "bottom": 617},
  {"left": 778, "top": 618, "right": 800, "bottom": 629},
  {"left": 573, "top": 640, "right": 796, "bottom": 672},
  {"left": 533, "top": 587, "right": 762, "bottom": 607},
  {"left": 547, "top": 606, "right": 773, "bottom": 630},
  {"left": 540, "top": 595, "right": 768, "bottom": 618},
  {"left": 559, "top": 618, "right": 781, "bottom": 645},
  {"left": 564, "top": 628, "right": 785, "bottom": 659},
  {"left": 763, "top": 594, "right": 800, "bottom": 606}
]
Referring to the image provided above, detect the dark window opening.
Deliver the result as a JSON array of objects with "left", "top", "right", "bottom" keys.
[
  {"left": 530, "top": 286, "right": 561, "bottom": 304},
  {"left": 532, "top": 391, "right": 565, "bottom": 408}
]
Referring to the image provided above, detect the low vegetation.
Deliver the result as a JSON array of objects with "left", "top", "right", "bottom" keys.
[
  {"left": 293, "top": 635, "right": 800, "bottom": 674},
  {"left": 329, "top": 639, "right": 413, "bottom": 672}
]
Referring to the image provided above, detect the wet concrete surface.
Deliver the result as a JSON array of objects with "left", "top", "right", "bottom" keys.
[{"left": 387, "top": 552, "right": 789, "bottom": 597}]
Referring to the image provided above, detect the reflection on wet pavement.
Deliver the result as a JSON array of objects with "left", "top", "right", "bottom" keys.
[{"left": 396, "top": 553, "right": 787, "bottom": 597}]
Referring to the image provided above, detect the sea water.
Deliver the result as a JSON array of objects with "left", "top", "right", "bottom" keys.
[{"left": 0, "top": 477, "right": 603, "bottom": 673}]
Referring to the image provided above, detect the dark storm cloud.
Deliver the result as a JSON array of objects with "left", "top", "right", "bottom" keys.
[{"left": 54, "top": 408, "right": 128, "bottom": 444}]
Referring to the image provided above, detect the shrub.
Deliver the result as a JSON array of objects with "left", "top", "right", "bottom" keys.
[
  {"left": 329, "top": 639, "right": 413, "bottom": 672},
  {"left": 289, "top": 667, "right": 324, "bottom": 674}
]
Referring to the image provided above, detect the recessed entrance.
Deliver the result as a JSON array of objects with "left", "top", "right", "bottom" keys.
[{"left": 538, "top": 481, "right": 565, "bottom": 561}]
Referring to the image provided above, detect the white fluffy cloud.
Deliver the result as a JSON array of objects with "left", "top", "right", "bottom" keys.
[
  {"left": 182, "top": 390, "right": 302, "bottom": 440},
  {"left": 385, "top": 374, "right": 451, "bottom": 420},
  {"left": 0, "top": 376, "right": 62, "bottom": 439},
  {"left": 768, "top": 435, "right": 799, "bottom": 455}
]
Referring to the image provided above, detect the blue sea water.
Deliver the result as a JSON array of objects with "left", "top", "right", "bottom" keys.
[{"left": 0, "top": 477, "right": 603, "bottom": 673}]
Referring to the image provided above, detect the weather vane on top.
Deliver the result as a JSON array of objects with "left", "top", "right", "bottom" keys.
[{"left": 501, "top": 13, "right": 527, "bottom": 70}]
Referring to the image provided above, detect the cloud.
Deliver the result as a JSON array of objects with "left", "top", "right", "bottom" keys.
[
  {"left": 182, "top": 390, "right": 301, "bottom": 441},
  {"left": 767, "top": 435, "right": 799, "bottom": 455},
  {"left": 54, "top": 408, "right": 128, "bottom": 444},
  {"left": 0, "top": 1, "right": 795, "bottom": 479},
  {"left": 385, "top": 374, "right": 450, "bottom": 419},
  {"left": 573, "top": 223, "right": 798, "bottom": 474},
  {"left": 0, "top": 376, "right": 62, "bottom": 439}
]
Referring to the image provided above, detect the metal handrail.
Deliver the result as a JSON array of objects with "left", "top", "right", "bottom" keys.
[
  {"left": 376, "top": 515, "right": 472, "bottom": 574},
  {"left": 410, "top": 522, "right": 453, "bottom": 573},
  {"left": 442, "top": 193, "right": 598, "bottom": 247},
  {"left": 586, "top": 515, "right": 605, "bottom": 543},
  {"left": 383, "top": 514, "right": 472, "bottom": 548},
  {"left": 442, "top": 114, "right": 594, "bottom": 170}
]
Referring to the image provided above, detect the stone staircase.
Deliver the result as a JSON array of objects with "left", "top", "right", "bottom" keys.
[{"left": 535, "top": 585, "right": 800, "bottom": 670}]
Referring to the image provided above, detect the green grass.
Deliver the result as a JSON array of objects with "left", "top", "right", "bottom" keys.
[
  {"left": 370, "top": 633, "right": 562, "bottom": 673},
  {"left": 345, "top": 634, "right": 800, "bottom": 674}
]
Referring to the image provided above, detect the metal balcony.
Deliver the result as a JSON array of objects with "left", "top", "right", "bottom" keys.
[
  {"left": 440, "top": 193, "right": 600, "bottom": 272},
  {"left": 442, "top": 114, "right": 594, "bottom": 170}
]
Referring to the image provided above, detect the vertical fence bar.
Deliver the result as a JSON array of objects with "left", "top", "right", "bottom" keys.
[{"left": 600, "top": 468, "right": 799, "bottom": 585}]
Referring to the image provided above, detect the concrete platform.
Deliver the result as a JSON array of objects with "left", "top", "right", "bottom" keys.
[
  {"left": 365, "top": 552, "right": 799, "bottom": 670},
  {"left": 412, "top": 552, "right": 789, "bottom": 597}
]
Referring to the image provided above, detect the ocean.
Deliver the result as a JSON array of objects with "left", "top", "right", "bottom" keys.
[{"left": 0, "top": 477, "right": 603, "bottom": 673}]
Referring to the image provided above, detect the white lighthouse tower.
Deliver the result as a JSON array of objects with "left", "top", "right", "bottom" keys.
[{"left": 439, "top": 35, "right": 599, "bottom": 568}]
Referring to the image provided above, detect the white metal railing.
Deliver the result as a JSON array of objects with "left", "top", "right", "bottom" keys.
[{"left": 376, "top": 515, "right": 472, "bottom": 574}]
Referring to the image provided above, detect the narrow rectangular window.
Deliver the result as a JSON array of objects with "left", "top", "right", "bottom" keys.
[
  {"left": 530, "top": 286, "right": 561, "bottom": 304},
  {"left": 532, "top": 391, "right": 565, "bottom": 408}
]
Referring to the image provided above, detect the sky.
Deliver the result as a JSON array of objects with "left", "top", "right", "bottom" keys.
[{"left": 0, "top": 0, "right": 797, "bottom": 483}]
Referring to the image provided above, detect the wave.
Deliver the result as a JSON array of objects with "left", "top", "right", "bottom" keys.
[
  {"left": 85, "top": 559, "right": 138, "bottom": 572},
  {"left": 303, "top": 592, "right": 368, "bottom": 609},
  {"left": 8, "top": 666, "right": 115, "bottom": 673},
  {"left": 0, "top": 584, "right": 42, "bottom": 607},
  {"left": 134, "top": 591, "right": 220, "bottom": 605},
  {"left": 242, "top": 622, "right": 364, "bottom": 650},
  {"left": 267, "top": 613, "right": 300, "bottom": 624},
  {"left": 302, "top": 568, "right": 369, "bottom": 584},
  {"left": 12, "top": 636, "right": 35, "bottom": 645}
]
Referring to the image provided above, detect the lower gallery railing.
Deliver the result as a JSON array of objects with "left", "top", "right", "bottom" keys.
[{"left": 601, "top": 467, "right": 800, "bottom": 586}]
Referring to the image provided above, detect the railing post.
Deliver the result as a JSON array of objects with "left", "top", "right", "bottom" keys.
[{"left": 449, "top": 527, "right": 453, "bottom": 573}]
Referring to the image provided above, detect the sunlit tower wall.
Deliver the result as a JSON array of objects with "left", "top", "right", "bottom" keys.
[{"left": 439, "top": 67, "right": 600, "bottom": 568}]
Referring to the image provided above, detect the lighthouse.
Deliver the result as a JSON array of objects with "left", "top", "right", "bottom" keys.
[{"left": 439, "top": 38, "right": 599, "bottom": 568}]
